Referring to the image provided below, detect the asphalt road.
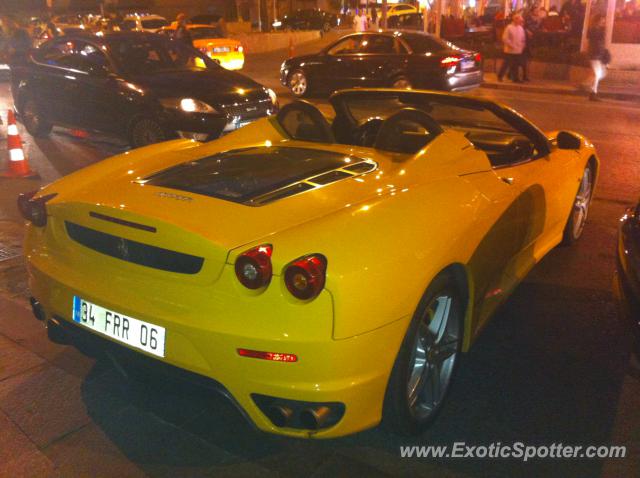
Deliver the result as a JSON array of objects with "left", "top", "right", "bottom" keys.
[{"left": 0, "top": 33, "right": 639, "bottom": 477}]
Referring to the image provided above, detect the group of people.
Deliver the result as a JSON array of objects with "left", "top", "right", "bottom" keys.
[{"left": 497, "top": 1, "right": 609, "bottom": 100}]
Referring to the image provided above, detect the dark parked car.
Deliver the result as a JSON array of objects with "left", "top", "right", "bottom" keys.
[
  {"left": 12, "top": 32, "right": 278, "bottom": 148},
  {"left": 615, "top": 198, "right": 640, "bottom": 357},
  {"left": 276, "top": 9, "right": 339, "bottom": 32},
  {"left": 281, "top": 31, "right": 482, "bottom": 97}
]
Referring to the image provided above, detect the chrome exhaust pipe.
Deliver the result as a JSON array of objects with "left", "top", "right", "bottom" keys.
[
  {"left": 299, "top": 406, "right": 332, "bottom": 430},
  {"left": 46, "top": 317, "right": 69, "bottom": 345},
  {"left": 267, "top": 405, "right": 294, "bottom": 427}
]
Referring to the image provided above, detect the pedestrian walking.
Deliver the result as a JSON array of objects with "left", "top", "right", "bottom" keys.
[
  {"left": 175, "top": 13, "right": 193, "bottom": 47},
  {"left": 587, "top": 14, "right": 609, "bottom": 101},
  {"left": 369, "top": 7, "right": 378, "bottom": 31},
  {"left": 497, "top": 13, "right": 526, "bottom": 83},
  {"left": 353, "top": 9, "right": 367, "bottom": 32}
]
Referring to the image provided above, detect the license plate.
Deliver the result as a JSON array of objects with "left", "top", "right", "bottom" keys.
[
  {"left": 72, "top": 297, "right": 166, "bottom": 357},
  {"left": 461, "top": 59, "right": 475, "bottom": 71}
]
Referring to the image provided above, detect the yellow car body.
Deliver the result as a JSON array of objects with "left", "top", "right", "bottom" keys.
[
  {"left": 23, "top": 89, "right": 598, "bottom": 438},
  {"left": 163, "top": 24, "right": 244, "bottom": 70}
]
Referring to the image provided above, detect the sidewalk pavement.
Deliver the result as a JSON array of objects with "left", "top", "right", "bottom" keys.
[{"left": 482, "top": 72, "right": 640, "bottom": 103}]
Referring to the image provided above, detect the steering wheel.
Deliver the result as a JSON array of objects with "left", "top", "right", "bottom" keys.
[
  {"left": 374, "top": 108, "right": 443, "bottom": 154},
  {"left": 353, "top": 118, "right": 384, "bottom": 147},
  {"left": 276, "top": 100, "right": 335, "bottom": 144}
]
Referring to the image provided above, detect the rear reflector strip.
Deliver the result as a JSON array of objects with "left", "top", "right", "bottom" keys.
[{"left": 237, "top": 348, "right": 298, "bottom": 362}]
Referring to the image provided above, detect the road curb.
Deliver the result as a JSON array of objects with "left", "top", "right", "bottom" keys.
[{"left": 481, "top": 81, "right": 640, "bottom": 103}]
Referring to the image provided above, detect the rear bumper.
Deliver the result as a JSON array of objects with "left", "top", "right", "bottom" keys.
[
  {"left": 446, "top": 69, "right": 483, "bottom": 92},
  {"left": 27, "top": 253, "right": 407, "bottom": 438}
]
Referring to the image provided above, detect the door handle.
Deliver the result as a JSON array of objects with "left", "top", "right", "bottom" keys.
[{"left": 500, "top": 176, "right": 515, "bottom": 185}]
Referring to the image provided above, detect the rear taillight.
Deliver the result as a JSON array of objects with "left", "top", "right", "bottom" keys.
[
  {"left": 284, "top": 254, "right": 327, "bottom": 300},
  {"left": 235, "top": 244, "right": 273, "bottom": 289},
  {"left": 440, "top": 55, "right": 461, "bottom": 68},
  {"left": 235, "top": 45, "right": 243, "bottom": 53},
  {"left": 17, "top": 191, "right": 56, "bottom": 227},
  {"left": 475, "top": 53, "right": 482, "bottom": 63}
]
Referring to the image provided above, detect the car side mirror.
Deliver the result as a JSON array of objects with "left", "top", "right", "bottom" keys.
[{"left": 556, "top": 131, "right": 581, "bottom": 150}]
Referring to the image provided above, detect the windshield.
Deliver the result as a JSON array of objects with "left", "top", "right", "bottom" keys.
[
  {"left": 191, "top": 27, "right": 224, "bottom": 39},
  {"left": 343, "top": 96, "right": 520, "bottom": 134},
  {"left": 142, "top": 19, "right": 169, "bottom": 29},
  {"left": 143, "top": 147, "right": 358, "bottom": 204},
  {"left": 108, "top": 37, "right": 217, "bottom": 74}
]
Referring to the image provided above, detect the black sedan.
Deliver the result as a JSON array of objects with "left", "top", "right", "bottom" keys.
[
  {"left": 11, "top": 32, "right": 278, "bottom": 148},
  {"left": 280, "top": 31, "right": 482, "bottom": 97},
  {"left": 275, "top": 9, "right": 339, "bottom": 32},
  {"left": 615, "top": 199, "right": 640, "bottom": 358}
]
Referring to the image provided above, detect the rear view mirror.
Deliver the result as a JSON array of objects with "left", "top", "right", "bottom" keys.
[{"left": 556, "top": 131, "right": 581, "bottom": 150}]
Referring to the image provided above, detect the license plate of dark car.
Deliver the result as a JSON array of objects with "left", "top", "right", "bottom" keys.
[
  {"left": 72, "top": 296, "right": 166, "bottom": 357},
  {"left": 461, "top": 60, "right": 474, "bottom": 70}
]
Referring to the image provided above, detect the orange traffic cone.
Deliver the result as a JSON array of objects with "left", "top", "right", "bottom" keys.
[
  {"left": 288, "top": 36, "right": 295, "bottom": 59},
  {"left": 2, "top": 110, "right": 37, "bottom": 178}
]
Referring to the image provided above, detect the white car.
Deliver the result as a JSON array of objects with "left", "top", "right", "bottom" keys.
[{"left": 121, "top": 14, "right": 169, "bottom": 33}]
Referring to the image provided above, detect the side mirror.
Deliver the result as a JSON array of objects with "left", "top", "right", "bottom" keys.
[{"left": 556, "top": 131, "right": 581, "bottom": 150}]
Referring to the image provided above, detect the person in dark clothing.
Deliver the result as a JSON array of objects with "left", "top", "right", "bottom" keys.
[
  {"left": 4, "top": 18, "right": 32, "bottom": 66},
  {"left": 587, "top": 13, "right": 607, "bottom": 101},
  {"left": 175, "top": 13, "right": 193, "bottom": 47}
]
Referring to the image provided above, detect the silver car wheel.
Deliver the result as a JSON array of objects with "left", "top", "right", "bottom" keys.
[
  {"left": 571, "top": 165, "right": 593, "bottom": 239},
  {"left": 406, "top": 294, "right": 460, "bottom": 419},
  {"left": 289, "top": 71, "right": 307, "bottom": 96}
]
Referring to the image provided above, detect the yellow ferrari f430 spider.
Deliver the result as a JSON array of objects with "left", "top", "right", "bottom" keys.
[{"left": 21, "top": 89, "right": 598, "bottom": 438}]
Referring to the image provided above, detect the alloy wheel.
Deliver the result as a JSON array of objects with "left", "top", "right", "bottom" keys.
[
  {"left": 289, "top": 71, "right": 307, "bottom": 97},
  {"left": 571, "top": 166, "right": 593, "bottom": 239},
  {"left": 406, "top": 293, "right": 460, "bottom": 419}
]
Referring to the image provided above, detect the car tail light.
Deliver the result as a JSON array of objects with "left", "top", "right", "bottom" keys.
[
  {"left": 440, "top": 55, "right": 461, "bottom": 68},
  {"left": 235, "top": 45, "right": 243, "bottom": 53},
  {"left": 17, "top": 191, "right": 57, "bottom": 227},
  {"left": 235, "top": 244, "right": 273, "bottom": 289},
  {"left": 475, "top": 53, "right": 482, "bottom": 63},
  {"left": 284, "top": 254, "right": 327, "bottom": 300},
  {"left": 237, "top": 348, "right": 297, "bottom": 362}
]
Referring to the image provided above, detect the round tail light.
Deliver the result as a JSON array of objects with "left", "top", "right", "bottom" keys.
[
  {"left": 284, "top": 254, "right": 327, "bottom": 300},
  {"left": 235, "top": 245, "right": 273, "bottom": 289}
]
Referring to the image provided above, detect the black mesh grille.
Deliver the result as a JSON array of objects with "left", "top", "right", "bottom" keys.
[{"left": 65, "top": 222, "right": 204, "bottom": 274}]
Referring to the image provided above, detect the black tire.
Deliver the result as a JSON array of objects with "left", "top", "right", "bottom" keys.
[
  {"left": 22, "top": 98, "right": 52, "bottom": 137},
  {"left": 288, "top": 69, "right": 310, "bottom": 98},
  {"left": 382, "top": 270, "right": 466, "bottom": 435},
  {"left": 562, "top": 160, "right": 595, "bottom": 245},
  {"left": 391, "top": 75, "right": 413, "bottom": 90},
  {"left": 129, "top": 117, "right": 167, "bottom": 149}
]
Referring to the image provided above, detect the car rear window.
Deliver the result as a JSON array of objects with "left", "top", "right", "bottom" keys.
[
  {"left": 401, "top": 34, "right": 453, "bottom": 53},
  {"left": 191, "top": 27, "right": 223, "bottom": 39},
  {"left": 142, "top": 147, "right": 362, "bottom": 204}
]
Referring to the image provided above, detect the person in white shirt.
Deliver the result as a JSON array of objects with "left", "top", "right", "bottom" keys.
[
  {"left": 497, "top": 13, "right": 526, "bottom": 82},
  {"left": 353, "top": 9, "right": 367, "bottom": 32}
]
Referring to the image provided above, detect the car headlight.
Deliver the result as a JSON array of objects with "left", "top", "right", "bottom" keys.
[
  {"left": 159, "top": 98, "right": 218, "bottom": 114},
  {"left": 266, "top": 88, "right": 278, "bottom": 106}
]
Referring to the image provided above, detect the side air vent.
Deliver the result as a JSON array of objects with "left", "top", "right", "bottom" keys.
[{"left": 65, "top": 222, "right": 204, "bottom": 274}]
